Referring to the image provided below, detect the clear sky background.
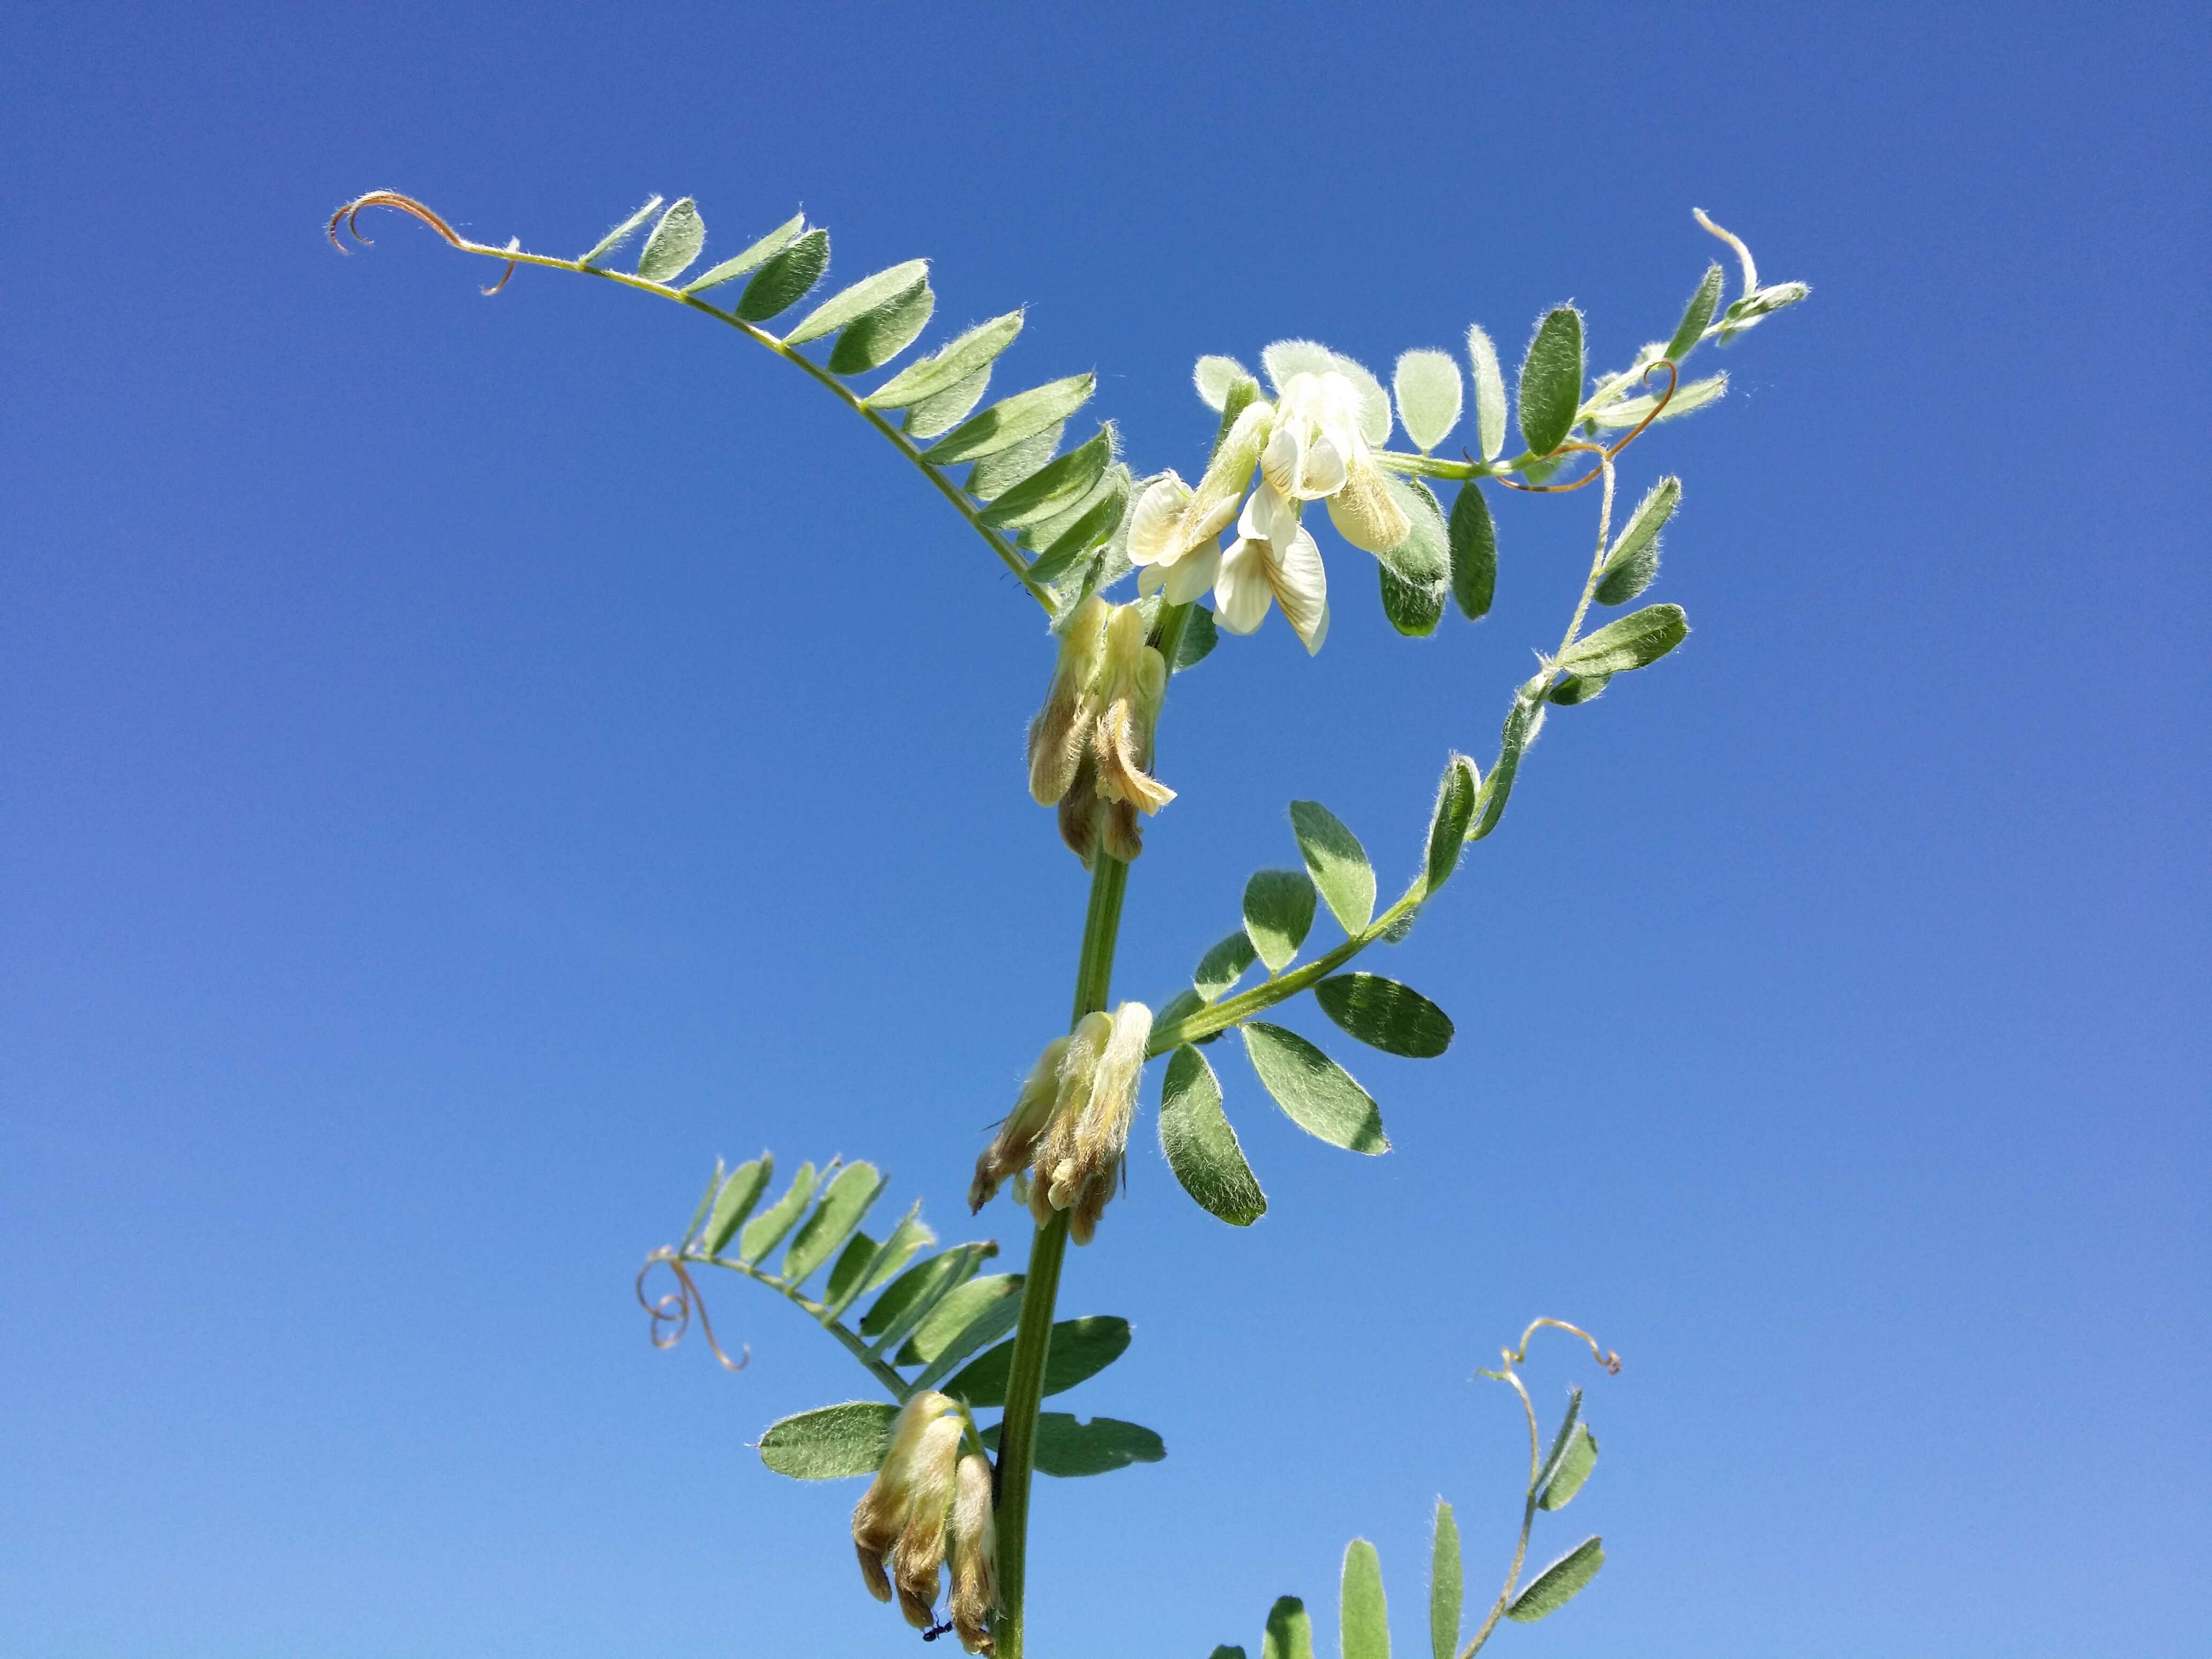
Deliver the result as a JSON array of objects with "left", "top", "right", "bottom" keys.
[{"left": 3, "top": 3, "right": 2206, "bottom": 1656}]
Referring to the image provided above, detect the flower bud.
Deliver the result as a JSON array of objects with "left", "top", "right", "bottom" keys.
[
  {"left": 1026, "top": 596, "right": 1111, "bottom": 806},
  {"left": 1028, "top": 1002, "right": 1152, "bottom": 1245},
  {"left": 1092, "top": 606, "right": 1175, "bottom": 817},
  {"left": 1026, "top": 600, "right": 1173, "bottom": 862},
  {"left": 947, "top": 1452, "right": 1000, "bottom": 1654},
  {"left": 851, "top": 1392, "right": 959, "bottom": 1606},
  {"left": 970, "top": 1035, "right": 1070, "bottom": 1213}
]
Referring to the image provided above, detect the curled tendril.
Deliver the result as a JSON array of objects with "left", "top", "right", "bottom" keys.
[
  {"left": 325, "top": 190, "right": 518, "bottom": 296},
  {"left": 636, "top": 1247, "right": 749, "bottom": 1372},
  {"left": 1492, "top": 360, "right": 1680, "bottom": 494},
  {"left": 1510, "top": 1316, "right": 1621, "bottom": 1375}
]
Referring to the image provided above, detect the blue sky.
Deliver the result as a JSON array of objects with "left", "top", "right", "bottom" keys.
[{"left": 3, "top": 2, "right": 2205, "bottom": 1655}]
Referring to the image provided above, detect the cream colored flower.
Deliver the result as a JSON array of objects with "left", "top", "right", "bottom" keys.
[
  {"left": 1028, "top": 1001, "right": 1153, "bottom": 1244},
  {"left": 1213, "top": 482, "right": 1331, "bottom": 654},
  {"left": 947, "top": 1452, "right": 999, "bottom": 1654},
  {"left": 1260, "top": 351, "right": 1409, "bottom": 554},
  {"left": 852, "top": 1392, "right": 960, "bottom": 1609},
  {"left": 1126, "top": 399, "right": 1273, "bottom": 591}
]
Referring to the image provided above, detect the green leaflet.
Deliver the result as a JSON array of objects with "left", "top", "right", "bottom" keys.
[
  {"left": 738, "top": 1162, "right": 817, "bottom": 1264},
  {"left": 1159, "top": 1044, "right": 1266, "bottom": 1225},
  {"left": 1154, "top": 987, "right": 1205, "bottom": 1033},
  {"left": 1289, "top": 801, "right": 1375, "bottom": 935},
  {"left": 866, "top": 311, "right": 1024, "bottom": 409},
  {"left": 1242, "top": 1022, "right": 1388, "bottom": 1153},
  {"left": 1447, "top": 483, "right": 1497, "bottom": 621},
  {"left": 1548, "top": 672, "right": 1610, "bottom": 705},
  {"left": 1595, "top": 476, "right": 1677, "bottom": 607},
  {"left": 1380, "top": 561, "right": 1446, "bottom": 637},
  {"left": 578, "top": 196, "right": 661, "bottom": 267},
  {"left": 1469, "top": 695, "right": 1537, "bottom": 843},
  {"left": 1465, "top": 324, "right": 1507, "bottom": 462},
  {"left": 1313, "top": 974, "right": 1454, "bottom": 1059},
  {"left": 683, "top": 212, "right": 804, "bottom": 293},
  {"left": 1341, "top": 1540, "right": 1389, "bottom": 1659},
  {"left": 1518, "top": 307, "right": 1586, "bottom": 458},
  {"left": 785, "top": 259, "right": 931, "bottom": 346},
  {"left": 822, "top": 1231, "right": 878, "bottom": 1310},
  {"left": 735, "top": 227, "right": 831, "bottom": 323},
  {"left": 826, "top": 279, "right": 935, "bottom": 375},
  {"left": 1243, "top": 869, "right": 1317, "bottom": 973},
  {"left": 1538, "top": 1423, "right": 1598, "bottom": 1511},
  {"left": 894, "top": 1272, "right": 1024, "bottom": 1368},
  {"left": 981, "top": 1413, "right": 1167, "bottom": 1477},
  {"left": 1026, "top": 467, "right": 1131, "bottom": 587},
  {"left": 1590, "top": 371, "right": 1727, "bottom": 429},
  {"left": 1263, "top": 1596, "right": 1314, "bottom": 1659},
  {"left": 703, "top": 1155, "right": 772, "bottom": 1256},
  {"left": 1378, "top": 476, "right": 1449, "bottom": 598},
  {"left": 1394, "top": 350, "right": 1462, "bottom": 453},
  {"left": 635, "top": 198, "right": 705, "bottom": 284},
  {"left": 1430, "top": 1499, "right": 1462, "bottom": 1659},
  {"left": 903, "top": 365, "right": 993, "bottom": 441},
  {"left": 1667, "top": 262, "right": 1725, "bottom": 362},
  {"left": 1425, "top": 754, "right": 1479, "bottom": 893},
  {"left": 782, "top": 1161, "right": 885, "bottom": 1286},
  {"left": 1557, "top": 603, "right": 1688, "bottom": 676},
  {"left": 944, "top": 1315, "right": 1132, "bottom": 1408},
  {"left": 857, "top": 1242, "right": 988, "bottom": 1343},
  {"left": 850, "top": 1209, "right": 934, "bottom": 1305},
  {"left": 681, "top": 1159, "right": 724, "bottom": 1247},
  {"left": 1194, "top": 353, "right": 1252, "bottom": 410},
  {"left": 757, "top": 1400, "right": 898, "bottom": 1480},
  {"left": 1174, "top": 603, "right": 1219, "bottom": 669},
  {"left": 927, "top": 373, "right": 1097, "bottom": 464},
  {"left": 966, "top": 423, "right": 1062, "bottom": 502},
  {"left": 1505, "top": 1537, "right": 1604, "bottom": 1623},
  {"left": 1194, "top": 929, "right": 1258, "bottom": 1002},
  {"left": 1536, "top": 1388, "right": 1582, "bottom": 1491},
  {"left": 1210, "top": 1649, "right": 1250, "bottom": 1659},
  {"left": 980, "top": 425, "right": 1116, "bottom": 529}
]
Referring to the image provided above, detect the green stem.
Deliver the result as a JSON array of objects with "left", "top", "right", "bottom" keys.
[{"left": 992, "top": 850, "right": 1127, "bottom": 1659}]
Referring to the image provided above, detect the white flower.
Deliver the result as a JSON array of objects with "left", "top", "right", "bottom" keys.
[
  {"left": 1213, "top": 483, "right": 1330, "bottom": 654},
  {"left": 1126, "top": 399, "right": 1273, "bottom": 592},
  {"left": 1261, "top": 365, "right": 1409, "bottom": 554}
]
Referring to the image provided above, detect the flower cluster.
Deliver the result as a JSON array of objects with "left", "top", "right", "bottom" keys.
[
  {"left": 852, "top": 1391, "right": 999, "bottom": 1653},
  {"left": 1127, "top": 342, "right": 1409, "bottom": 655},
  {"left": 970, "top": 1001, "right": 1153, "bottom": 1244},
  {"left": 1027, "top": 596, "right": 1173, "bottom": 862}
]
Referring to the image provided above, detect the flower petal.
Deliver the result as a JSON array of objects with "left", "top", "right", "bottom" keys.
[
  {"left": 1126, "top": 472, "right": 1192, "bottom": 567},
  {"left": 1299, "top": 434, "right": 1347, "bottom": 499},
  {"left": 1213, "top": 537, "right": 1274, "bottom": 634},
  {"left": 1324, "top": 458, "right": 1410, "bottom": 552},
  {"left": 1260, "top": 420, "right": 1304, "bottom": 500},
  {"left": 1189, "top": 401, "right": 1274, "bottom": 539},
  {"left": 1163, "top": 541, "right": 1221, "bottom": 605},
  {"left": 1271, "top": 525, "right": 1331, "bottom": 653}
]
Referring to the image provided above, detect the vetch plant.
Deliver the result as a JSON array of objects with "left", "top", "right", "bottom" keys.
[{"left": 331, "top": 187, "right": 1807, "bottom": 1656}]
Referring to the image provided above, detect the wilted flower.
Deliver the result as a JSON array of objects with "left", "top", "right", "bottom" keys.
[
  {"left": 970, "top": 1034, "right": 1070, "bottom": 1212},
  {"left": 852, "top": 1393, "right": 961, "bottom": 1611},
  {"left": 947, "top": 1452, "right": 999, "bottom": 1654},
  {"left": 1025, "top": 600, "right": 1173, "bottom": 863},
  {"left": 1214, "top": 482, "right": 1330, "bottom": 653},
  {"left": 1028, "top": 1001, "right": 1153, "bottom": 1244}
]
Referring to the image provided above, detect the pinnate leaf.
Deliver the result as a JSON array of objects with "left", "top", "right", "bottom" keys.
[
  {"left": 945, "top": 1316, "right": 1131, "bottom": 1408},
  {"left": 1159, "top": 1044, "right": 1266, "bottom": 1225},
  {"left": 786, "top": 259, "right": 930, "bottom": 346},
  {"left": 684, "top": 212, "right": 804, "bottom": 293},
  {"left": 1242, "top": 1023, "right": 1388, "bottom": 1153},
  {"left": 735, "top": 227, "right": 831, "bottom": 323},
  {"left": 1243, "top": 870, "right": 1317, "bottom": 973},
  {"left": 866, "top": 311, "right": 1023, "bottom": 409},
  {"left": 1313, "top": 974, "right": 1453, "bottom": 1058},
  {"left": 636, "top": 198, "right": 705, "bottom": 283},
  {"left": 1556, "top": 604, "right": 1687, "bottom": 676},
  {"left": 1518, "top": 307, "right": 1586, "bottom": 457},
  {"left": 758, "top": 1400, "right": 898, "bottom": 1480},
  {"left": 1504, "top": 1537, "right": 1604, "bottom": 1622},
  {"left": 1394, "top": 350, "right": 1462, "bottom": 452}
]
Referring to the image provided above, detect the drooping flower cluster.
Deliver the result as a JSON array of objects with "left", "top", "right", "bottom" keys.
[
  {"left": 1126, "top": 342, "right": 1409, "bottom": 655},
  {"left": 852, "top": 1391, "right": 999, "bottom": 1653},
  {"left": 970, "top": 1001, "right": 1153, "bottom": 1244},
  {"left": 1027, "top": 597, "right": 1172, "bottom": 862}
]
